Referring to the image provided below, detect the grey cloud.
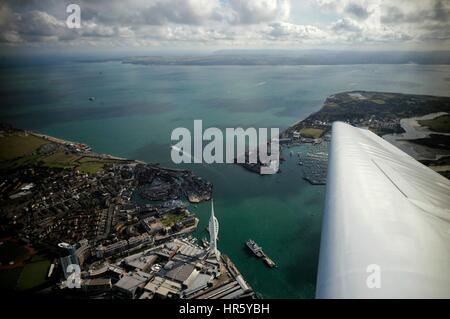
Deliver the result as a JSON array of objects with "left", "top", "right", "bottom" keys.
[
  {"left": 16, "top": 10, "right": 65, "bottom": 37},
  {"left": 81, "top": 23, "right": 116, "bottom": 38},
  {"left": 433, "top": 0, "right": 449, "bottom": 22},
  {"left": 80, "top": 0, "right": 223, "bottom": 26},
  {"left": 417, "top": 21, "right": 450, "bottom": 41},
  {"left": 378, "top": 0, "right": 449, "bottom": 42},
  {"left": 381, "top": 0, "right": 450, "bottom": 24},
  {"left": 344, "top": 2, "right": 371, "bottom": 20}
]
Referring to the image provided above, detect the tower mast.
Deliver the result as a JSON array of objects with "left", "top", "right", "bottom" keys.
[{"left": 208, "top": 199, "right": 220, "bottom": 261}]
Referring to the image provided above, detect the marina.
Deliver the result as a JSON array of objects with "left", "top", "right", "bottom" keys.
[{"left": 296, "top": 141, "right": 329, "bottom": 185}]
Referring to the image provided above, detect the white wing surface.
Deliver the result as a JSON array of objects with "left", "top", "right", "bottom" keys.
[{"left": 316, "top": 122, "right": 450, "bottom": 298}]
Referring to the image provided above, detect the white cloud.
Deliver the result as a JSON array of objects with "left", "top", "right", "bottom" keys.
[
  {"left": 312, "top": 0, "right": 448, "bottom": 44},
  {"left": 0, "top": 0, "right": 448, "bottom": 49},
  {"left": 267, "top": 21, "right": 328, "bottom": 41},
  {"left": 228, "top": 0, "right": 291, "bottom": 24},
  {"left": 331, "top": 18, "right": 364, "bottom": 33},
  {"left": 330, "top": 16, "right": 412, "bottom": 43}
]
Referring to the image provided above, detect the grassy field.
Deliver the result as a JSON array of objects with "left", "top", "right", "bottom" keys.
[
  {"left": 0, "top": 154, "right": 41, "bottom": 170},
  {"left": 42, "top": 150, "right": 79, "bottom": 169},
  {"left": 75, "top": 156, "right": 124, "bottom": 173},
  {"left": 370, "top": 99, "right": 386, "bottom": 105},
  {"left": 16, "top": 256, "right": 51, "bottom": 291},
  {"left": 161, "top": 212, "right": 186, "bottom": 227},
  {"left": 0, "top": 253, "right": 50, "bottom": 291},
  {"left": 0, "top": 131, "right": 128, "bottom": 173},
  {"left": 0, "top": 133, "right": 47, "bottom": 161},
  {"left": 418, "top": 114, "right": 450, "bottom": 133},
  {"left": 0, "top": 268, "right": 22, "bottom": 290},
  {"left": 323, "top": 102, "right": 338, "bottom": 109},
  {"left": 76, "top": 161, "right": 107, "bottom": 173},
  {"left": 299, "top": 128, "right": 325, "bottom": 139}
]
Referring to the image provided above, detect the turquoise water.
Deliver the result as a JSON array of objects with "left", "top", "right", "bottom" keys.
[{"left": 1, "top": 62, "right": 449, "bottom": 298}]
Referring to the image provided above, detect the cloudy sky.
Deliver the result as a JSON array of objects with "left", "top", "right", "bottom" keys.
[{"left": 0, "top": 0, "right": 449, "bottom": 53}]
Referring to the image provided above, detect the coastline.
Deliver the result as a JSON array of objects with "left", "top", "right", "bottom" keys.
[
  {"left": 383, "top": 112, "right": 450, "bottom": 160},
  {"left": 28, "top": 131, "right": 146, "bottom": 164},
  {"left": 0, "top": 126, "right": 258, "bottom": 299},
  {"left": 281, "top": 91, "right": 450, "bottom": 179}
]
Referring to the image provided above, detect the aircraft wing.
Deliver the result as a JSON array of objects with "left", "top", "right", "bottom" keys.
[{"left": 316, "top": 122, "right": 450, "bottom": 298}]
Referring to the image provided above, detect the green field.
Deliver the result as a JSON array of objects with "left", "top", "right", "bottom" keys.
[
  {"left": 42, "top": 150, "right": 79, "bottom": 169},
  {"left": 418, "top": 114, "right": 450, "bottom": 133},
  {"left": 0, "top": 253, "right": 51, "bottom": 291},
  {"left": 161, "top": 212, "right": 186, "bottom": 227},
  {"left": 16, "top": 256, "right": 51, "bottom": 291},
  {"left": 323, "top": 102, "right": 338, "bottom": 109},
  {"left": 76, "top": 161, "right": 107, "bottom": 173},
  {"left": 0, "top": 268, "right": 23, "bottom": 290},
  {"left": 0, "top": 154, "right": 41, "bottom": 170},
  {"left": 0, "top": 133, "right": 47, "bottom": 161},
  {"left": 370, "top": 99, "right": 386, "bottom": 105},
  {"left": 299, "top": 128, "right": 325, "bottom": 139},
  {"left": 75, "top": 156, "right": 124, "bottom": 173},
  {"left": 0, "top": 131, "right": 127, "bottom": 173}
]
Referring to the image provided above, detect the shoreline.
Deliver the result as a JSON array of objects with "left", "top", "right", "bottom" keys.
[
  {"left": 28, "top": 131, "right": 146, "bottom": 164},
  {"left": 280, "top": 91, "right": 450, "bottom": 179}
]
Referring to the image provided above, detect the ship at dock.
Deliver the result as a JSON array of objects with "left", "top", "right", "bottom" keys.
[
  {"left": 246, "top": 239, "right": 264, "bottom": 257},
  {"left": 245, "top": 239, "right": 276, "bottom": 268}
]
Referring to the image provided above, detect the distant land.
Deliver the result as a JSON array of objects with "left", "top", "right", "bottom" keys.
[
  {"left": 283, "top": 91, "right": 450, "bottom": 179},
  {"left": 2, "top": 50, "right": 449, "bottom": 68},
  {"left": 121, "top": 50, "right": 450, "bottom": 66}
]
